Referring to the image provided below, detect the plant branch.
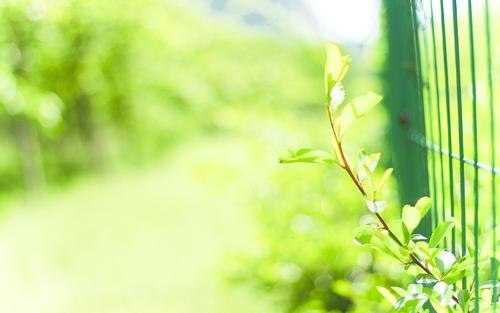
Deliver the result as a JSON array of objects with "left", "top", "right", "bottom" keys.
[
  {"left": 327, "top": 107, "right": 366, "bottom": 197},
  {"left": 326, "top": 106, "right": 459, "bottom": 305},
  {"left": 375, "top": 212, "right": 403, "bottom": 246},
  {"left": 410, "top": 254, "right": 433, "bottom": 276}
]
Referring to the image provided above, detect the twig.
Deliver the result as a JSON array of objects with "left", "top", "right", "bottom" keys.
[{"left": 326, "top": 105, "right": 460, "bottom": 305}]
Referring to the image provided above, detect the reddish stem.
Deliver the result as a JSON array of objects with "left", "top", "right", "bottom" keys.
[{"left": 326, "top": 106, "right": 459, "bottom": 305}]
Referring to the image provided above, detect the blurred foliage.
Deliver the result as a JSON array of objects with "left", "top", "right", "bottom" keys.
[
  {"left": 228, "top": 103, "right": 410, "bottom": 313},
  {"left": 0, "top": 0, "right": 404, "bottom": 312},
  {"left": 220, "top": 38, "right": 407, "bottom": 311},
  {"left": 0, "top": 0, "right": 137, "bottom": 193},
  {"left": 0, "top": 0, "right": 319, "bottom": 196}
]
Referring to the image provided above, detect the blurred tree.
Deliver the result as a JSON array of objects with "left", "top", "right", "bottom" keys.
[{"left": 0, "top": 0, "right": 135, "bottom": 192}]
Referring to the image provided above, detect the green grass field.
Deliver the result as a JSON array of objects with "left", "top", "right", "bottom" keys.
[{"left": 0, "top": 135, "right": 275, "bottom": 313}]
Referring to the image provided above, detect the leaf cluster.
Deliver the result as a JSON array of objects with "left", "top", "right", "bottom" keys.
[{"left": 279, "top": 44, "right": 499, "bottom": 313}]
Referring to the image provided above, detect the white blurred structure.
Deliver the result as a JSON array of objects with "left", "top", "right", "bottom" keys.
[
  {"left": 297, "top": 0, "right": 380, "bottom": 45},
  {"left": 206, "top": 0, "right": 381, "bottom": 46}
]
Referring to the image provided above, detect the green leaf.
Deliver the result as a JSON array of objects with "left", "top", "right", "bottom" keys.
[
  {"left": 435, "top": 250, "right": 456, "bottom": 274},
  {"left": 329, "top": 83, "right": 345, "bottom": 112},
  {"left": 415, "top": 197, "right": 432, "bottom": 219},
  {"left": 353, "top": 224, "right": 377, "bottom": 246},
  {"left": 371, "top": 230, "right": 408, "bottom": 262},
  {"left": 452, "top": 255, "right": 489, "bottom": 272},
  {"left": 412, "top": 234, "right": 427, "bottom": 242},
  {"left": 324, "top": 43, "right": 351, "bottom": 100},
  {"left": 402, "top": 205, "right": 421, "bottom": 233},
  {"left": 480, "top": 280, "right": 500, "bottom": 290},
  {"left": 429, "top": 219, "right": 455, "bottom": 248},
  {"left": 389, "top": 219, "right": 405, "bottom": 246},
  {"left": 364, "top": 152, "right": 381, "bottom": 172},
  {"left": 365, "top": 199, "right": 387, "bottom": 213},
  {"left": 376, "top": 168, "right": 393, "bottom": 195},
  {"left": 416, "top": 274, "right": 437, "bottom": 284},
  {"left": 414, "top": 241, "right": 431, "bottom": 258},
  {"left": 279, "top": 148, "right": 335, "bottom": 165},
  {"left": 432, "top": 282, "right": 454, "bottom": 308},
  {"left": 429, "top": 296, "right": 449, "bottom": 313},
  {"left": 402, "top": 222, "right": 410, "bottom": 246},
  {"left": 395, "top": 293, "right": 428, "bottom": 312},
  {"left": 457, "top": 289, "right": 470, "bottom": 312},
  {"left": 391, "top": 287, "right": 408, "bottom": 297},
  {"left": 377, "top": 286, "right": 398, "bottom": 306},
  {"left": 358, "top": 152, "right": 381, "bottom": 183},
  {"left": 408, "top": 284, "right": 423, "bottom": 295},
  {"left": 442, "top": 270, "right": 466, "bottom": 285},
  {"left": 336, "top": 92, "right": 383, "bottom": 137}
]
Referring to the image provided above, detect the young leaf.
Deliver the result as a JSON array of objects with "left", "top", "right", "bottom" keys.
[
  {"left": 376, "top": 168, "right": 393, "bottom": 195},
  {"left": 361, "top": 163, "right": 375, "bottom": 198},
  {"left": 391, "top": 287, "right": 408, "bottom": 297},
  {"left": 371, "top": 230, "right": 408, "bottom": 262},
  {"left": 279, "top": 148, "right": 335, "bottom": 165},
  {"left": 408, "top": 284, "right": 423, "bottom": 295},
  {"left": 358, "top": 152, "right": 381, "bottom": 183},
  {"left": 412, "top": 234, "right": 427, "bottom": 242},
  {"left": 432, "top": 281, "right": 454, "bottom": 307},
  {"left": 457, "top": 289, "right": 471, "bottom": 312},
  {"left": 435, "top": 250, "right": 456, "bottom": 274},
  {"left": 329, "top": 83, "right": 345, "bottom": 112},
  {"left": 336, "top": 92, "right": 383, "bottom": 137},
  {"left": 479, "top": 280, "right": 500, "bottom": 290},
  {"left": 416, "top": 274, "right": 437, "bottom": 284},
  {"left": 365, "top": 199, "right": 386, "bottom": 213},
  {"left": 429, "top": 296, "right": 449, "bottom": 313},
  {"left": 442, "top": 270, "right": 467, "bottom": 286},
  {"left": 364, "top": 153, "right": 381, "bottom": 172},
  {"left": 415, "top": 197, "right": 432, "bottom": 219},
  {"left": 358, "top": 162, "right": 368, "bottom": 183},
  {"left": 402, "top": 222, "right": 410, "bottom": 246},
  {"left": 402, "top": 205, "right": 421, "bottom": 233},
  {"left": 389, "top": 219, "right": 406, "bottom": 246},
  {"left": 395, "top": 293, "right": 429, "bottom": 312},
  {"left": 324, "top": 44, "right": 351, "bottom": 103},
  {"left": 429, "top": 219, "right": 455, "bottom": 248},
  {"left": 353, "top": 224, "right": 377, "bottom": 246},
  {"left": 452, "top": 255, "right": 490, "bottom": 272},
  {"left": 376, "top": 286, "right": 398, "bottom": 306}
]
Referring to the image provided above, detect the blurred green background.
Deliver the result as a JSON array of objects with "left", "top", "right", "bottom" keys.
[{"left": 0, "top": 0, "right": 406, "bottom": 312}]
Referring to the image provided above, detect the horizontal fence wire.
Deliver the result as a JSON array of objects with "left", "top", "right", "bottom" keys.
[
  {"left": 410, "top": 132, "right": 500, "bottom": 176},
  {"left": 409, "top": 0, "right": 498, "bottom": 311}
]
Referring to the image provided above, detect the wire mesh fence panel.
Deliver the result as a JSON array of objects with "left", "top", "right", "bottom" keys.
[{"left": 407, "top": 0, "right": 499, "bottom": 310}]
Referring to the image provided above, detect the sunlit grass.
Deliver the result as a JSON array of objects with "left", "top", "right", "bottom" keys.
[{"left": 0, "top": 136, "right": 276, "bottom": 313}]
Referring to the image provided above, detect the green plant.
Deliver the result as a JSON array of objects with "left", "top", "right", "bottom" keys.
[{"left": 280, "top": 44, "right": 497, "bottom": 313}]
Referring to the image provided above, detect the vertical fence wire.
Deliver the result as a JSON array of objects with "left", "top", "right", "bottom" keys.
[
  {"left": 484, "top": 0, "right": 497, "bottom": 309},
  {"left": 410, "top": 0, "right": 429, "bottom": 211},
  {"left": 450, "top": 0, "right": 468, "bottom": 289},
  {"left": 438, "top": 0, "right": 456, "bottom": 253},
  {"left": 408, "top": 0, "right": 498, "bottom": 309},
  {"left": 420, "top": 2, "right": 439, "bottom": 231},
  {"left": 428, "top": 0, "right": 446, "bottom": 232},
  {"left": 465, "top": 0, "right": 480, "bottom": 309}
]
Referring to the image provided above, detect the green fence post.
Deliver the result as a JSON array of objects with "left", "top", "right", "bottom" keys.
[{"left": 383, "top": 0, "right": 431, "bottom": 236}]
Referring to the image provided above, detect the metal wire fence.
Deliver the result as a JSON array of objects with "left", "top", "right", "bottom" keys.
[{"left": 408, "top": 0, "right": 499, "bottom": 309}]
